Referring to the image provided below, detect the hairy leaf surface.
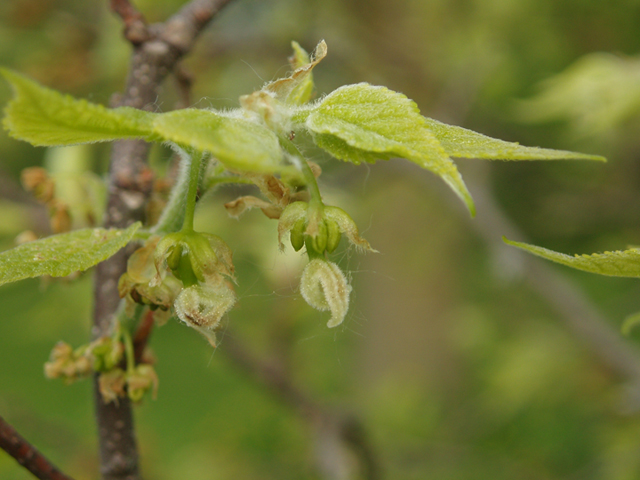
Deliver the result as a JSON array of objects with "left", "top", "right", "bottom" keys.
[
  {"left": 424, "top": 118, "right": 606, "bottom": 161},
  {"left": 304, "top": 83, "right": 475, "bottom": 215},
  {"left": 0, "top": 222, "right": 141, "bottom": 286},
  {"left": 152, "top": 110, "right": 283, "bottom": 172},
  {"left": 504, "top": 238, "right": 640, "bottom": 277},
  {"left": 1, "top": 69, "right": 155, "bottom": 146}
]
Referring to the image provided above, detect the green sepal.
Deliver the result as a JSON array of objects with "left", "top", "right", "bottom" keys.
[
  {"left": 504, "top": 237, "right": 640, "bottom": 277},
  {"left": 0, "top": 222, "right": 141, "bottom": 286}
]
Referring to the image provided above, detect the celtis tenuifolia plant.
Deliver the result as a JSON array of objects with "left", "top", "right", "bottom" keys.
[{"left": 0, "top": 41, "right": 604, "bottom": 403}]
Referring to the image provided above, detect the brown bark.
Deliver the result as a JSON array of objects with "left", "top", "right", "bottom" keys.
[
  {"left": 93, "top": 2, "right": 236, "bottom": 479},
  {"left": 0, "top": 415, "right": 75, "bottom": 480}
]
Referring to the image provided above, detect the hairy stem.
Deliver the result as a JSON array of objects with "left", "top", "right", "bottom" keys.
[
  {"left": 279, "top": 135, "right": 323, "bottom": 207},
  {"left": 181, "top": 150, "right": 203, "bottom": 233}
]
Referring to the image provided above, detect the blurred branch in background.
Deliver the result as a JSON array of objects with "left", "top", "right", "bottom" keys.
[
  {"left": 223, "top": 334, "right": 381, "bottom": 480},
  {"left": 467, "top": 163, "right": 640, "bottom": 405},
  {"left": 0, "top": 415, "right": 74, "bottom": 480}
]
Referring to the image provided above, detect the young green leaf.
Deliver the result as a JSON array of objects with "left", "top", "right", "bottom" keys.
[
  {"left": 423, "top": 117, "right": 606, "bottom": 162},
  {"left": 152, "top": 110, "right": 284, "bottom": 173},
  {"left": 0, "top": 222, "right": 141, "bottom": 287},
  {"left": 1, "top": 69, "right": 155, "bottom": 146},
  {"left": 263, "top": 40, "right": 326, "bottom": 105},
  {"left": 283, "top": 41, "right": 316, "bottom": 105},
  {"left": 504, "top": 237, "right": 640, "bottom": 277},
  {"left": 303, "top": 83, "right": 475, "bottom": 215}
]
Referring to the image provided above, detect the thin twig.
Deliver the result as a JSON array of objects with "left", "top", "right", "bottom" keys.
[
  {"left": 391, "top": 160, "right": 640, "bottom": 393},
  {"left": 0, "top": 415, "right": 75, "bottom": 480},
  {"left": 110, "top": 0, "right": 148, "bottom": 45},
  {"left": 173, "top": 63, "right": 194, "bottom": 109},
  {"left": 93, "top": 1, "right": 236, "bottom": 479},
  {"left": 466, "top": 166, "right": 640, "bottom": 385},
  {"left": 133, "top": 310, "right": 155, "bottom": 363}
]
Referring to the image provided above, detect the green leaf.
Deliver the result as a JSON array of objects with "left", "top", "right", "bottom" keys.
[
  {"left": 0, "top": 222, "right": 141, "bottom": 287},
  {"left": 304, "top": 83, "right": 475, "bottom": 215},
  {"left": 1, "top": 69, "right": 156, "bottom": 146},
  {"left": 423, "top": 117, "right": 606, "bottom": 162},
  {"left": 514, "top": 53, "right": 640, "bottom": 139},
  {"left": 285, "top": 41, "right": 316, "bottom": 105},
  {"left": 152, "top": 109, "right": 283, "bottom": 173},
  {"left": 503, "top": 237, "right": 640, "bottom": 277},
  {"left": 263, "top": 40, "right": 326, "bottom": 106}
]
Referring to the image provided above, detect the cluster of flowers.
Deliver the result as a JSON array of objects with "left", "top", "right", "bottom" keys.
[{"left": 44, "top": 336, "right": 158, "bottom": 404}]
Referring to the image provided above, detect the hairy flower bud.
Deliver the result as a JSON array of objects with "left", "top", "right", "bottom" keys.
[
  {"left": 174, "top": 281, "right": 236, "bottom": 347},
  {"left": 300, "top": 259, "right": 352, "bottom": 328}
]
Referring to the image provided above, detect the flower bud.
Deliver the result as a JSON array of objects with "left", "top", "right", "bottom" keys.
[
  {"left": 279, "top": 202, "right": 374, "bottom": 256},
  {"left": 98, "top": 369, "right": 127, "bottom": 404},
  {"left": 290, "top": 218, "right": 306, "bottom": 251},
  {"left": 307, "top": 219, "right": 328, "bottom": 255},
  {"left": 300, "top": 259, "right": 352, "bottom": 328},
  {"left": 325, "top": 219, "right": 342, "bottom": 253},
  {"left": 153, "top": 232, "right": 234, "bottom": 287},
  {"left": 127, "top": 364, "right": 159, "bottom": 403},
  {"left": 173, "top": 281, "right": 237, "bottom": 347}
]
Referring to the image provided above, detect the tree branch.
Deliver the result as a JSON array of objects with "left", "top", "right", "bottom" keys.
[
  {"left": 0, "top": 415, "right": 75, "bottom": 480},
  {"left": 93, "top": 1, "right": 235, "bottom": 479}
]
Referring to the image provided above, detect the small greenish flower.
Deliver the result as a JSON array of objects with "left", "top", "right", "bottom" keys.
[
  {"left": 300, "top": 259, "right": 352, "bottom": 328},
  {"left": 98, "top": 368, "right": 127, "bottom": 405},
  {"left": 118, "top": 236, "right": 182, "bottom": 312},
  {"left": 152, "top": 231, "right": 234, "bottom": 288},
  {"left": 44, "top": 340, "right": 103, "bottom": 384},
  {"left": 126, "top": 364, "right": 159, "bottom": 403},
  {"left": 278, "top": 201, "right": 376, "bottom": 255}
]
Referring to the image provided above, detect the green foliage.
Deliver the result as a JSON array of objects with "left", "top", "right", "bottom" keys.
[
  {"left": 286, "top": 41, "right": 316, "bottom": 106},
  {"left": 1, "top": 41, "right": 603, "bottom": 219},
  {"left": 302, "top": 83, "right": 475, "bottom": 214},
  {"left": 504, "top": 237, "right": 640, "bottom": 277},
  {"left": 516, "top": 53, "right": 640, "bottom": 140},
  {"left": 152, "top": 110, "right": 283, "bottom": 173},
  {"left": 0, "top": 222, "right": 141, "bottom": 286},
  {"left": 0, "top": 69, "right": 155, "bottom": 146},
  {"left": 423, "top": 117, "right": 606, "bottom": 162}
]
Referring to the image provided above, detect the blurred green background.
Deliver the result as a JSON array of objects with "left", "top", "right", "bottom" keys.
[{"left": 3, "top": 0, "right": 640, "bottom": 478}]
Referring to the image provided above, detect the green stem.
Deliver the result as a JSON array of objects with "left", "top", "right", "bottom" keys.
[
  {"left": 278, "top": 134, "right": 323, "bottom": 208},
  {"left": 115, "top": 302, "right": 144, "bottom": 374},
  {"left": 122, "top": 327, "right": 136, "bottom": 375},
  {"left": 181, "top": 150, "right": 203, "bottom": 234}
]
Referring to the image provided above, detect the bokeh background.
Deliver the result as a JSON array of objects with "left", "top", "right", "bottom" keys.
[{"left": 3, "top": 0, "right": 640, "bottom": 478}]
